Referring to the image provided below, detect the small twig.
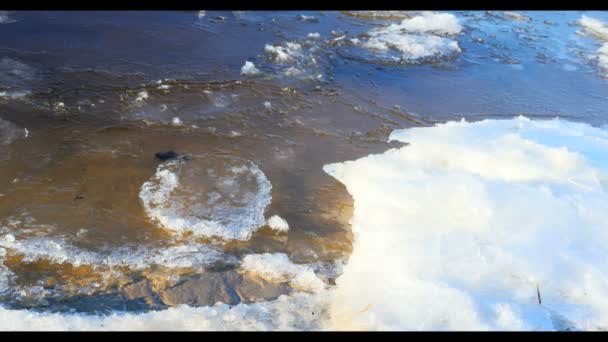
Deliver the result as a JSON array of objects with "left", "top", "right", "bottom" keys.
[{"left": 536, "top": 283, "right": 542, "bottom": 305}]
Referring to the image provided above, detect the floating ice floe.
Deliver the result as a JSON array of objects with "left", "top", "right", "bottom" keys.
[
  {"left": 578, "top": 15, "right": 608, "bottom": 76},
  {"left": 140, "top": 155, "right": 272, "bottom": 241},
  {"left": 297, "top": 15, "right": 319, "bottom": 23},
  {"left": 266, "top": 215, "right": 289, "bottom": 232},
  {"left": 241, "top": 61, "right": 261, "bottom": 76},
  {"left": 342, "top": 11, "right": 419, "bottom": 20},
  {"left": 171, "top": 117, "right": 183, "bottom": 126},
  {"left": 265, "top": 42, "right": 304, "bottom": 64},
  {"left": 579, "top": 15, "right": 608, "bottom": 41},
  {"left": 134, "top": 90, "right": 149, "bottom": 103},
  {"left": 261, "top": 40, "right": 325, "bottom": 81},
  {"left": 502, "top": 11, "right": 532, "bottom": 22},
  {"left": 341, "top": 11, "right": 463, "bottom": 65}
]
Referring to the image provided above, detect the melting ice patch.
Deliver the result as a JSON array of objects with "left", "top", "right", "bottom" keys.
[
  {"left": 252, "top": 13, "right": 462, "bottom": 78},
  {"left": 578, "top": 15, "right": 608, "bottom": 76},
  {"left": 361, "top": 34, "right": 461, "bottom": 63},
  {"left": 0, "top": 291, "right": 329, "bottom": 331},
  {"left": 342, "top": 11, "right": 419, "bottom": 20},
  {"left": 0, "top": 250, "right": 329, "bottom": 330},
  {"left": 265, "top": 42, "right": 304, "bottom": 64},
  {"left": 266, "top": 215, "right": 289, "bottom": 232},
  {"left": 0, "top": 233, "right": 229, "bottom": 272},
  {"left": 140, "top": 155, "right": 272, "bottom": 241},
  {"left": 241, "top": 253, "right": 324, "bottom": 293},
  {"left": 259, "top": 40, "right": 325, "bottom": 81},
  {"left": 344, "top": 11, "right": 462, "bottom": 65},
  {"left": 0, "top": 11, "right": 16, "bottom": 24},
  {"left": 579, "top": 15, "right": 608, "bottom": 41},
  {"left": 380, "top": 11, "right": 462, "bottom": 35},
  {"left": 323, "top": 117, "right": 608, "bottom": 330},
  {"left": 502, "top": 12, "right": 532, "bottom": 22},
  {"left": 0, "top": 118, "right": 24, "bottom": 146},
  {"left": 241, "top": 61, "right": 261, "bottom": 76}
]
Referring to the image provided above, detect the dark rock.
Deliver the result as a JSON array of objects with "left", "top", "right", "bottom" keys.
[
  {"left": 155, "top": 150, "right": 179, "bottom": 161},
  {"left": 232, "top": 271, "right": 291, "bottom": 303},
  {"left": 121, "top": 279, "right": 167, "bottom": 311},
  {"left": 160, "top": 272, "right": 240, "bottom": 306},
  {"left": 159, "top": 270, "right": 291, "bottom": 307},
  {"left": 123, "top": 279, "right": 155, "bottom": 300}
]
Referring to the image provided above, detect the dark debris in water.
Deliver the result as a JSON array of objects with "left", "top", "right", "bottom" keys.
[
  {"left": 155, "top": 150, "right": 193, "bottom": 163},
  {"left": 155, "top": 150, "right": 179, "bottom": 161}
]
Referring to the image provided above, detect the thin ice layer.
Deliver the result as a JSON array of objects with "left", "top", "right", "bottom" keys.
[
  {"left": 0, "top": 233, "right": 228, "bottom": 273},
  {"left": 0, "top": 11, "right": 15, "bottom": 24},
  {"left": 324, "top": 117, "right": 608, "bottom": 330},
  {"left": 0, "top": 118, "right": 23, "bottom": 146},
  {"left": 139, "top": 156, "right": 272, "bottom": 241}
]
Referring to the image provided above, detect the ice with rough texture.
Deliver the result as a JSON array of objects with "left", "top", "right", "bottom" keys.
[
  {"left": 0, "top": 292, "right": 329, "bottom": 331},
  {"left": 578, "top": 15, "right": 608, "bottom": 76},
  {"left": 134, "top": 90, "right": 149, "bottom": 103},
  {"left": 0, "top": 233, "right": 229, "bottom": 272},
  {"left": 241, "top": 253, "right": 325, "bottom": 293},
  {"left": 266, "top": 215, "right": 289, "bottom": 232},
  {"left": 264, "top": 42, "right": 303, "bottom": 64},
  {"left": 355, "top": 11, "right": 462, "bottom": 64},
  {"left": 388, "top": 11, "right": 462, "bottom": 36},
  {"left": 343, "top": 11, "right": 418, "bottom": 20},
  {"left": 503, "top": 12, "right": 531, "bottom": 22},
  {"left": 241, "top": 61, "right": 261, "bottom": 76},
  {"left": 579, "top": 15, "right": 608, "bottom": 41},
  {"left": 139, "top": 156, "right": 273, "bottom": 241},
  {"left": 362, "top": 34, "right": 461, "bottom": 62},
  {"left": 323, "top": 116, "right": 608, "bottom": 330},
  {"left": 258, "top": 35, "right": 325, "bottom": 80}
]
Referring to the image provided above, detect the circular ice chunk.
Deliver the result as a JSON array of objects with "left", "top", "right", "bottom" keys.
[{"left": 140, "top": 155, "right": 272, "bottom": 240}]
